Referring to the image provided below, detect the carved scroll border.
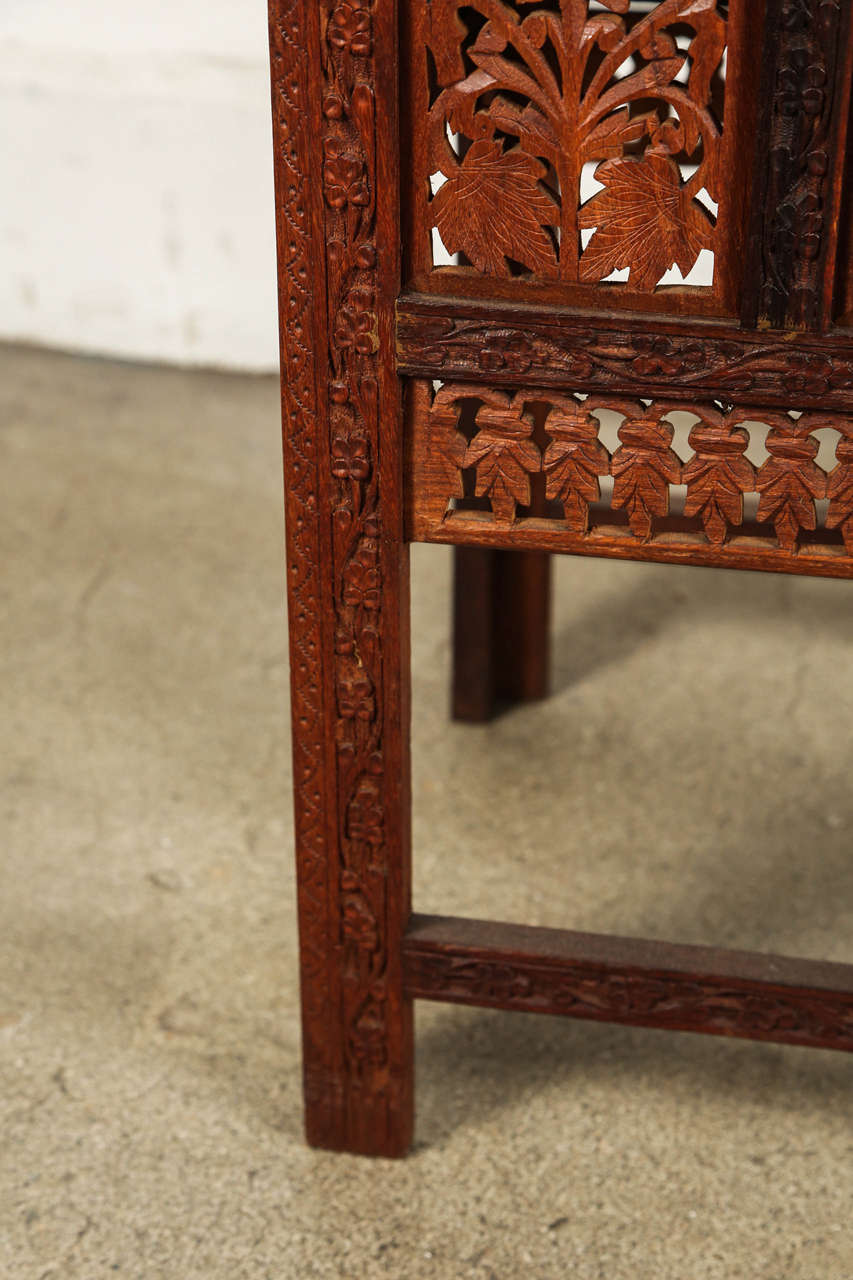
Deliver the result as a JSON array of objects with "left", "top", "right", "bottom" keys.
[
  {"left": 396, "top": 302, "right": 853, "bottom": 411},
  {"left": 269, "top": 0, "right": 412, "bottom": 1155}
]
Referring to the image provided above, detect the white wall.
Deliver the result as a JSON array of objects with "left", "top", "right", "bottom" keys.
[{"left": 1, "top": 1, "right": 280, "bottom": 370}]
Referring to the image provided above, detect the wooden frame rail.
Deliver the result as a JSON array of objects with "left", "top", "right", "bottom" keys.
[
  {"left": 396, "top": 295, "right": 853, "bottom": 413},
  {"left": 403, "top": 916, "right": 853, "bottom": 1053}
]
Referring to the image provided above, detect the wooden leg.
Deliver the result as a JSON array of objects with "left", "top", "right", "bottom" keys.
[
  {"left": 270, "top": 0, "right": 413, "bottom": 1156},
  {"left": 452, "top": 547, "right": 551, "bottom": 722}
]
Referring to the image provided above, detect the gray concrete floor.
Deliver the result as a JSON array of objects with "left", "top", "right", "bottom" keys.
[{"left": 1, "top": 343, "right": 852, "bottom": 1279}]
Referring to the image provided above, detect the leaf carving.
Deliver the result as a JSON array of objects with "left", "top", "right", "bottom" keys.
[
  {"left": 431, "top": 139, "right": 558, "bottom": 275},
  {"left": 682, "top": 414, "right": 755, "bottom": 545},
  {"left": 580, "top": 109, "right": 656, "bottom": 163},
  {"left": 609, "top": 406, "right": 682, "bottom": 539},
  {"left": 542, "top": 400, "right": 610, "bottom": 533},
  {"left": 422, "top": 386, "right": 470, "bottom": 524},
  {"left": 825, "top": 436, "right": 853, "bottom": 552},
  {"left": 578, "top": 152, "right": 714, "bottom": 290},
  {"left": 463, "top": 392, "right": 540, "bottom": 522},
  {"left": 754, "top": 417, "right": 826, "bottom": 551}
]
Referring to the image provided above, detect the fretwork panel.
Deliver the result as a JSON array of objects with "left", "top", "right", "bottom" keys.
[{"left": 406, "top": 380, "right": 853, "bottom": 576}]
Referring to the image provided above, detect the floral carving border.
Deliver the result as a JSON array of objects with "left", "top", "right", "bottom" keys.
[
  {"left": 270, "top": 0, "right": 411, "bottom": 1155},
  {"left": 404, "top": 947, "right": 853, "bottom": 1051},
  {"left": 396, "top": 306, "right": 853, "bottom": 410},
  {"left": 758, "top": 0, "right": 846, "bottom": 328}
]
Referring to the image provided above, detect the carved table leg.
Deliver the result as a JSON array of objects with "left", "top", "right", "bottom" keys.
[
  {"left": 452, "top": 547, "right": 551, "bottom": 722},
  {"left": 269, "top": 0, "right": 413, "bottom": 1156}
]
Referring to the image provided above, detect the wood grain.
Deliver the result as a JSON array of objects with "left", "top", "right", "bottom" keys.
[{"left": 270, "top": 0, "right": 853, "bottom": 1156}]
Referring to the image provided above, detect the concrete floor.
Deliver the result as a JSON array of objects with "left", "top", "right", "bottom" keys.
[{"left": 2, "top": 343, "right": 852, "bottom": 1279}]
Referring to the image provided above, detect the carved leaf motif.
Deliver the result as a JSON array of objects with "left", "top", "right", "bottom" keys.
[
  {"left": 426, "top": 386, "right": 469, "bottom": 521},
  {"left": 542, "top": 401, "right": 610, "bottom": 532},
  {"left": 578, "top": 152, "right": 714, "bottom": 290},
  {"left": 755, "top": 420, "right": 826, "bottom": 551},
  {"left": 580, "top": 109, "right": 656, "bottom": 163},
  {"left": 682, "top": 416, "right": 755, "bottom": 545},
  {"left": 431, "top": 139, "right": 558, "bottom": 275},
  {"left": 610, "top": 407, "right": 682, "bottom": 539},
  {"left": 463, "top": 393, "right": 540, "bottom": 521},
  {"left": 825, "top": 438, "right": 853, "bottom": 552}
]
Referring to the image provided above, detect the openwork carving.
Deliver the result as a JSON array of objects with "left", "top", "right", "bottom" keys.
[
  {"left": 409, "top": 381, "right": 853, "bottom": 572},
  {"left": 420, "top": 0, "right": 727, "bottom": 289}
]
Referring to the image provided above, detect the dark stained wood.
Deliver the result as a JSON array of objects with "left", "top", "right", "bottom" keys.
[
  {"left": 831, "top": 25, "right": 853, "bottom": 326},
  {"left": 452, "top": 548, "right": 551, "bottom": 721},
  {"left": 269, "top": 0, "right": 413, "bottom": 1157},
  {"left": 452, "top": 547, "right": 498, "bottom": 722},
  {"left": 421, "top": 510, "right": 853, "bottom": 583},
  {"left": 755, "top": 0, "right": 851, "bottom": 329},
  {"left": 493, "top": 551, "right": 551, "bottom": 706},
  {"left": 403, "top": 916, "right": 853, "bottom": 1052},
  {"left": 396, "top": 295, "right": 853, "bottom": 412}
]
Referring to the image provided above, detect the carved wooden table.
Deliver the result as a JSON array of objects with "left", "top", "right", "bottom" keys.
[{"left": 268, "top": 0, "right": 853, "bottom": 1155}]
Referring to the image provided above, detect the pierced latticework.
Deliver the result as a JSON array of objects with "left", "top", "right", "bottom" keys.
[
  {"left": 407, "top": 380, "right": 853, "bottom": 575},
  {"left": 404, "top": 0, "right": 762, "bottom": 315}
]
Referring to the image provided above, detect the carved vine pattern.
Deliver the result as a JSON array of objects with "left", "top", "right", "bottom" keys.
[
  {"left": 404, "top": 953, "right": 853, "bottom": 1050},
  {"left": 420, "top": 384, "right": 853, "bottom": 552},
  {"left": 396, "top": 311, "right": 853, "bottom": 408},
  {"left": 758, "top": 0, "right": 844, "bottom": 328},
  {"left": 320, "top": 0, "right": 392, "bottom": 1088},
  {"left": 424, "top": 0, "right": 726, "bottom": 287},
  {"left": 270, "top": 1, "right": 335, "bottom": 1119}
]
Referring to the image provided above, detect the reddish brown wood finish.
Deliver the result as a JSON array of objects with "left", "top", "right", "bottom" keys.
[
  {"left": 269, "top": 0, "right": 413, "bottom": 1156},
  {"left": 270, "top": 0, "right": 853, "bottom": 1157},
  {"left": 408, "top": 384, "right": 853, "bottom": 576},
  {"left": 404, "top": 917, "right": 853, "bottom": 1052},
  {"left": 396, "top": 296, "right": 853, "bottom": 411},
  {"left": 403, "top": 0, "right": 765, "bottom": 318},
  {"left": 452, "top": 548, "right": 551, "bottom": 721}
]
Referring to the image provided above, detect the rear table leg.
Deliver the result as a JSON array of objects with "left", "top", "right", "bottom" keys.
[{"left": 452, "top": 547, "right": 551, "bottom": 722}]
